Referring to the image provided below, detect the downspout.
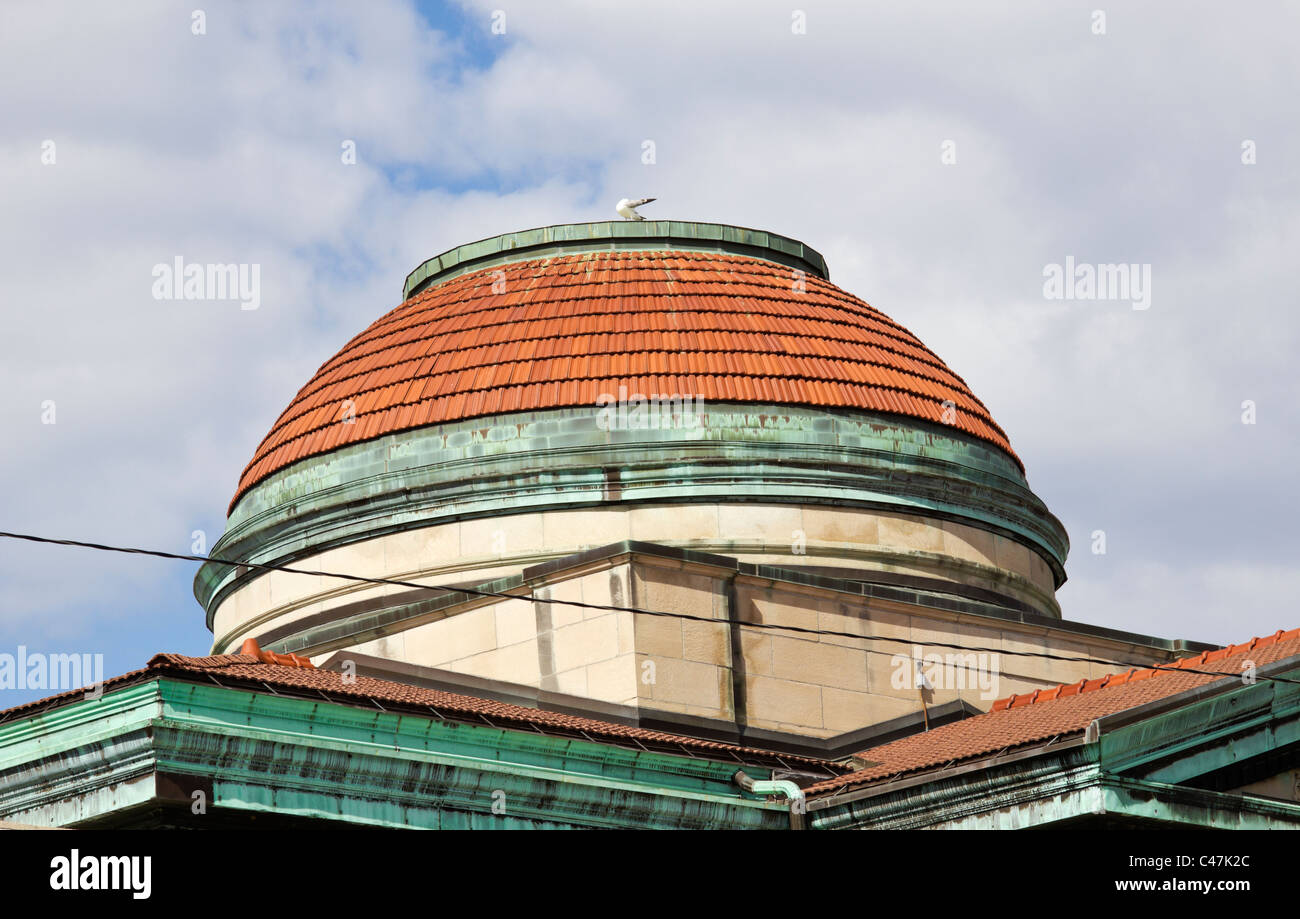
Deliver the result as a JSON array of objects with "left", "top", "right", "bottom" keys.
[
  {"left": 734, "top": 770, "right": 806, "bottom": 830},
  {"left": 724, "top": 571, "right": 748, "bottom": 731}
]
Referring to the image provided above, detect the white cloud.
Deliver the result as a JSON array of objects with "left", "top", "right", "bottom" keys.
[
  {"left": 1, "top": 0, "right": 1296, "bottom": 652},
  {"left": 1060, "top": 558, "right": 1300, "bottom": 647}
]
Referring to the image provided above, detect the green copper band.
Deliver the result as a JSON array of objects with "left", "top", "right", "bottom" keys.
[
  {"left": 196, "top": 403, "right": 1068, "bottom": 624},
  {"left": 402, "top": 220, "right": 829, "bottom": 299}
]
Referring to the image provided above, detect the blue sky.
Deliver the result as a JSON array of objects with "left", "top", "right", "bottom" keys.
[{"left": 1, "top": 1, "right": 1298, "bottom": 707}]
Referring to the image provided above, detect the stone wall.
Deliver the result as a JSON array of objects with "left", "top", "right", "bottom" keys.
[
  {"left": 211, "top": 502, "right": 1061, "bottom": 654},
  {"left": 266, "top": 545, "right": 1202, "bottom": 742}
]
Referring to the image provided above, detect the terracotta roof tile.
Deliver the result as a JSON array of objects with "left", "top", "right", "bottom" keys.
[
  {"left": 0, "top": 651, "right": 846, "bottom": 775},
  {"left": 231, "top": 250, "right": 1015, "bottom": 513},
  {"left": 807, "top": 628, "right": 1300, "bottom": 797}
]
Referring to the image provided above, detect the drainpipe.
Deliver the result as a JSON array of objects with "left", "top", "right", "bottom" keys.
[{"left": 734, "top": 770, "right": 806, "bottom": 830}]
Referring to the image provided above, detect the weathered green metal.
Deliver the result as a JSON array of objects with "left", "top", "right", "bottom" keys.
[
  {"left": 809, "top": 745, "right": 1300, "bottom": 830},
  {"left": 0, "top": 682, "right": 163, "bottom": 825},
  {"left": 196, "top": 403, "right": 1069, "bottom": 624},
  {"left": 1090, "top": 663, "right": 1300, "bottom": 784},
  {"left": 0, "top": 678, "right": 791, "bottom": 829},
  {"left": 402, "top": 220, "right": 829, "bottom": 300},
  {"left": 1095, "top": 776, "right": 1300, "bottom": 829},
  {"left": 807, "top": 659, "right": 1300, "bottom": 829},
  {"left": 6, "top": 659, "right": 1297, "bottom": 829}
]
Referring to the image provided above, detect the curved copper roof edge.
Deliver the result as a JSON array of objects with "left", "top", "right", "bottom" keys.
[{"left": 402, "top": 219, "right": 830, "bottom": 300}]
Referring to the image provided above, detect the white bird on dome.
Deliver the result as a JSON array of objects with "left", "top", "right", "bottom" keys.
[{"left": 616, "top": 197, "right": 656, "bottom": 220}]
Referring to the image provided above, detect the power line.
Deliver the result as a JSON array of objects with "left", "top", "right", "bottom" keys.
[{"left": 2, "top": 529, "right": 1296, "bottom": 687}]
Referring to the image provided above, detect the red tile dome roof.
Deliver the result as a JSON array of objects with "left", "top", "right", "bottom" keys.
[{"left": 231, "top": 239, "right": 1016, "bottom": 513}]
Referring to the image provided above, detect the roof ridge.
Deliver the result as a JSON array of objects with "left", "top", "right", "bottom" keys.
[
  {"left": 136, "top": 648, "right": 848, "bottom": 772},
  {"left": 989, "top": 627, "right": 1300, "bottom": 712}
]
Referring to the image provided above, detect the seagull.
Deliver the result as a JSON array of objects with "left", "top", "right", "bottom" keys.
[{"left": 616, "top": 197, "right": 656, "bottom": 221}]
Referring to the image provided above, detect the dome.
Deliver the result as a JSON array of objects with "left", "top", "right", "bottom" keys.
[
  {"left": 197, "top": 221, "right": 1068, "bottom": 654},
  {"left": 232, "top": 224, "right": 1016, "bottom": 511}
]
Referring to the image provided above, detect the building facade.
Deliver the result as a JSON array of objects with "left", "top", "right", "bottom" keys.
[{"left": 3, "top": 221, "right": 1297, "bottom": 828}]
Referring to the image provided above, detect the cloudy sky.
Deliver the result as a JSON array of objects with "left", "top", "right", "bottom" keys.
[{"left": 1, "top": 1, "right": 1296, "bottom": 703}]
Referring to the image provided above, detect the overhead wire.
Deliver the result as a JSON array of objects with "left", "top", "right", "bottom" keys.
[{"left": 2, "top": 529, "right": 1296, "bottom": 687}]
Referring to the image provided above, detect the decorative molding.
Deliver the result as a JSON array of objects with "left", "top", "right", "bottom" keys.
[{"left": 198, "top": 404, "right": 1068, "bottom": 622}]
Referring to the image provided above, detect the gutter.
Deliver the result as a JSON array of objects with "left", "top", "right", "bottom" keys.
[
  {"left": 734, "top": 770, "right": 806, "bottom": 830},
  {"left": 804, "top": 734, "right": 1090, "bottom": 812}
]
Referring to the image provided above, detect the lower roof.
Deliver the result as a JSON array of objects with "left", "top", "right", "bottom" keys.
[
  {"left": 806, "top": 627, "right": 1300, "bottom": 797},
  {"left": 5, "top": 625, "right": 1296, "bottom": 810},
  {"left": 0, "top": 648, "right": 846, "bottom": 778}
]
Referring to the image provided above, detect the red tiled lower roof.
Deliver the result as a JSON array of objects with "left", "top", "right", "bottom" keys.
[
  {"left": 0, "top": 651, "right": 846, "bottom": 775},
  {"left": 990, "top": 629, "right": 1300, "bottom": 711},
  {"left": 807, "top": 628, "right": 1300, "bottom": 797},
  {"left": 231, "top": 250, "right": 1016, "bottom": 512}
]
